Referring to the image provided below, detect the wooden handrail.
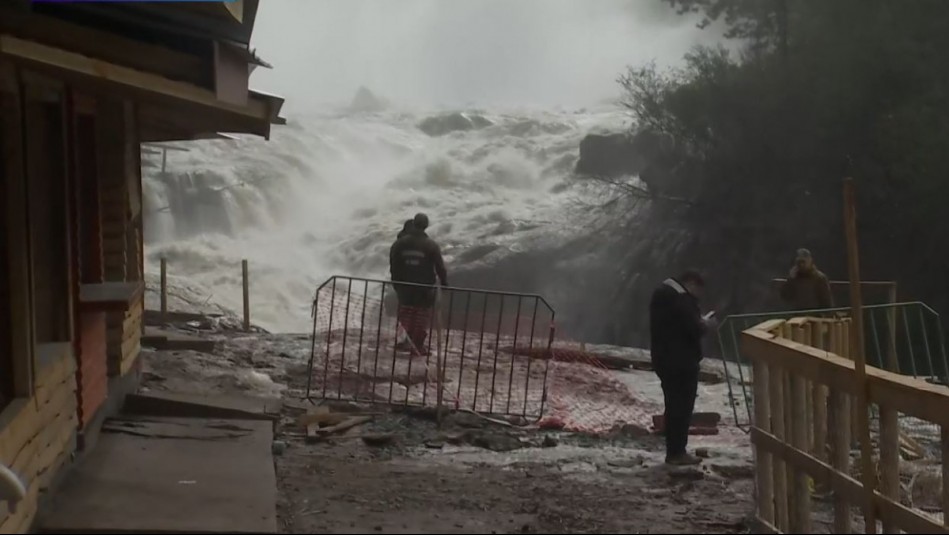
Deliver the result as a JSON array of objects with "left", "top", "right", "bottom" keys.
[{"left": 743, "top": 316, "right": 949, "bottom": 534}]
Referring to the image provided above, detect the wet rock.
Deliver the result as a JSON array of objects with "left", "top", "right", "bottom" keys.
[
  {"left": 667, "top": 466, "right": 706, "bottom": 480},
  {"left": 575, "top": 133, "right": 644, "bottom": 178},
  {"left": 418, "top": 112, "right": 492, "bottom": 137},
  {"left": 607, "top": 457, "right": 645, "bottom": 469},
  {"left": 469, "top": 431, "right": 525, "bottom": 452},
  {"left": 350, "top": 86, "right": 388, "bottom": 113},
  {"left": 696, "top": 448, "right": 711, "bottom": 459},
  {"left": 445, "top": 411, "right": 488, "bottom": 429},
  {"left": 506, "top": 415, "right": 529, "bottom": 427},
  {"left": 272, "top": 441, "right": 288, "bottom": 455},
  {"left": 541, "top": 435, "right": 559, "bottom": 448},
  {"left": 710, "top": 463, "right": 754, "bottom": 479},
  {"left": 424, "top": 440, "right": 445, "bottom": 450},
  {"left": 362, "top": 434, "right": 396, "bottom": 448}
]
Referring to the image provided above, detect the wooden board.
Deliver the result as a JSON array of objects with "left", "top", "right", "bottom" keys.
[
  {"left": 751, "top": 427, "right": 949, "bottom": 534},
  {"left": 742, "top": 328, "right": 949, "bottom": 427}
]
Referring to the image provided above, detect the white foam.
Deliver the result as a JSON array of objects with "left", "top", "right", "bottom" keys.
[{"left": 143, "top": 107, "right": 630, "bottom": 332}]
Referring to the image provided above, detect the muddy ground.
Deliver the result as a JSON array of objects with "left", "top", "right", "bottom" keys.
[
  {"left": 139, "top": 266, "right": 757, "bottom": 535},
  {"left": 273, "top": 408, "right": 754, "bottom": 534},
  {"left": 140, "top": 324, "right": 755, "bottom": 535}
]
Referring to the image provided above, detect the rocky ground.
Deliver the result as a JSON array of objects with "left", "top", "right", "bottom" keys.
[{"left": 139, "top": 282, "right": 756, "bottom": 534}]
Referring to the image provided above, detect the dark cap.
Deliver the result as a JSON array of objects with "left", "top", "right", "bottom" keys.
[
  {"left": 413, "top": 213, "right": 429, "bottom": 230},
  {"left": 678, "top": 270, "right": 705, "bottom": 287}
]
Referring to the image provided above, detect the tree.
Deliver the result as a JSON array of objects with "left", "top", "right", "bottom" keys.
[{"left": 612, "top": 0, "right": 949, "bottom": 326}]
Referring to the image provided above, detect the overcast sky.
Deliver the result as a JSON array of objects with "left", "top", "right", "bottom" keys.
[{"left": 250, "top": 0, "right": 719, "bottom": 111}]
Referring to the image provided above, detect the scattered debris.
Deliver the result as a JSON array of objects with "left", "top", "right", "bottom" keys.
[
  {"left": 899, "top": 433, "right": 926, "bottom": 461},
  {"left": 306, "top": 414, "right": 374, "bottom": 443}
]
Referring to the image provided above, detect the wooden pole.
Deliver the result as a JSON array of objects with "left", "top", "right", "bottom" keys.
[
  {"left": 242, "top": 259, "right": 250, "bottom": 331},
  {"left": 942, "top": 426, "right": 949, "bottom": 529},
  {"left": 843, "top": 177, "right": 878, "bottom": 534},
  {"left": 753, "top": 358, "right": 775, "bottom": 526},
  {"left": 160, "top": 257, "right": 167, "bottom": 325},
  {"left": 790, "top": 325, "right": 812, "bottom": 533},
  {"left": 830, "top": 320, "right": 853, "bottom": 533}
]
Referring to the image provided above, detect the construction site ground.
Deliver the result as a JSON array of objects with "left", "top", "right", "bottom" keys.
[{"left": 135, "top": 319, "right": 755, "bottom": 535}]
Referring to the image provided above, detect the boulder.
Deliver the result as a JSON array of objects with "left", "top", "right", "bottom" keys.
[
  {"left": 575, "top": 133, "right": 644, "bottom": 178},
  {"left": 417, "top": 112, "right": 492, "bottom": 137},
  {"left": 349, "top": 86, "right": 387, "bottom": 113}
]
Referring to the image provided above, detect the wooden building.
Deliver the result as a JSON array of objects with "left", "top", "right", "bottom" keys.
[{"left": 0, "top": 0, "right": 283, "bottom": 531}]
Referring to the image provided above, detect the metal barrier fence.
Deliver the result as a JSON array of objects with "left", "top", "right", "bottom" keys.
[
  {"left": 305, "top": 276, "right": 556, "bottom": 419},
  {"left": 718, "top": 301, "right": 949, "bottom": 431}
]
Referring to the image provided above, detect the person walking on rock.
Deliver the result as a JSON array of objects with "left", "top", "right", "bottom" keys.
[
  {"left": 389, "top": 213, "right": 448, "bottom": 356},
  {"left": 780, "top": 248, "right": 833, "bottom": 310},
  {"left": 649, "top": 270, "right": 715, "bottom": 466}
]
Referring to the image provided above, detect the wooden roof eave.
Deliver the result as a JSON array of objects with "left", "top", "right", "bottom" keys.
[{"left": 0, "top": 34, "right": 273, "bottom": 138}]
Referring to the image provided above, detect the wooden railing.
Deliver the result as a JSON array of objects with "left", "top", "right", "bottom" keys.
[{"left": 742, "top": 316, "right": 949, "bottom": 534}]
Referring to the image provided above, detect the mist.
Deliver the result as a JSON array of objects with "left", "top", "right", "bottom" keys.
[{"left": 250, "top": 0, "right": 716, "bottom": 111}]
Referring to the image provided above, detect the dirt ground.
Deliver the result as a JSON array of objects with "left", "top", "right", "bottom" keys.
[
  {"left": 273, "top": 408, "right": 754, "bottom": 534},
  {"left": 139, "top": 325, "right": 755, "bottom": 535}
]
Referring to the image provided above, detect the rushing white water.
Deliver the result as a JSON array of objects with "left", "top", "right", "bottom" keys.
[{"left": 142, "top": 105, "right": 629, "bottom": 333}]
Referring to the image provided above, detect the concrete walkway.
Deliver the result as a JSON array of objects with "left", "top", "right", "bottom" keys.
[{"left": 39, "top": 415, "right": 277, "bottom": 533}]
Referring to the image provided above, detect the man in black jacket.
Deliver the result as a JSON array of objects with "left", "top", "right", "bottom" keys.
[
  {"left": 390, "top": 213, "right": 448, "bottom": 356},
  {"left": 649, "top": 270, "right": 714, "bottom": 465}
]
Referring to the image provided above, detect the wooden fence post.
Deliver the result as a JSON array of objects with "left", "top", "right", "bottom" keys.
[
  {"left": 830, "top": 320, "right": 853, "bottom": 534},
  {"left": 811, "top": 322, "right": 829, "bottom": 463},
  {"left": 160, "top": 257, "right": 167, "bottom": 325},
  {"left": 772, "top": 322, "right": 790, "bottom": 531},
  {"left": 790, "top": 325, "right": 812, "bottom": 533},
  {"left": 880, "top": 406, "right": 900, "bottom": 534},
  {"left": 753, "top": 356, "right": 775, "bottom": 526},
  {"left": 942, "top": 426, "right": 949, "bottom": 529},
  {"left": 843, "top": 177, "right": 878, "bottom": 534},
  {"left": 242, "top": 259, "right": 250, "bottom": 332}
]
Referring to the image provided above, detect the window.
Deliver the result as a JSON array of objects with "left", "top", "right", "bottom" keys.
[
  {"left": 0, "top": 96, "right": 14, "bottom": 409},
  {"left": 25, "top": 83, "right": 71, "bottom": 343},
  {"left": 76, "top": 114, "right": 102, "bottom": 284}
]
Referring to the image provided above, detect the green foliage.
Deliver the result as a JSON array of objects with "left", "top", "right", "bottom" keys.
[{"left": 620, "top": 0, "right": 949, "bottom": 299}]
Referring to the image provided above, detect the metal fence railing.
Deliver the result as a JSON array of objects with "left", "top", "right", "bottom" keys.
[
  {"left": 305, "top": 276, "right": 556, "bottom": 419},
  {"left": 718, "top": 301, "right": 949, "bottom": 431}
]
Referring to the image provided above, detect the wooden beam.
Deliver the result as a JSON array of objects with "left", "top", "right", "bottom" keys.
[
  {"left": 0, "top": 35, "right": 268, "bottom": 121},
  {"left": 0, "top": 8, "right": 210, "bottom": 88},
  {"left": 0, "top": 60, "right": 34, "bottom": 398},
  {"left": 742, "top": 329, "right": 949, "bottom": 428},
  {"left": 213, "top": 41, "right": 249, "bottom": 106}
]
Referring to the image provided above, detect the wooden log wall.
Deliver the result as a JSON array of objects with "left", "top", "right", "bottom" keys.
[
  {"left": 98, "top": 97, "right": 144, "bottom": 378},
  {"left": 77, "top": 311, "right": 108, "bottom": 428},
  {"left": 0, "top": 347, "right": 78, "bottom": 533},
  {"left": 107, "top": 291, "right": 143, "bottom": 378}
]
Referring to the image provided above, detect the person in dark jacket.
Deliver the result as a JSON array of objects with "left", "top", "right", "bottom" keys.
[
  {"left": 397, "top": 219, "right": 414, "bottom": 240},
  {"left": 389, "top": 213, "right": 448, "bottom": 356},
  {"left": 780, "top": 248, "right": 833, "bottom": 310},
  {"left": 649, "top": 270, "right": 714, "bottom": 465}
]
